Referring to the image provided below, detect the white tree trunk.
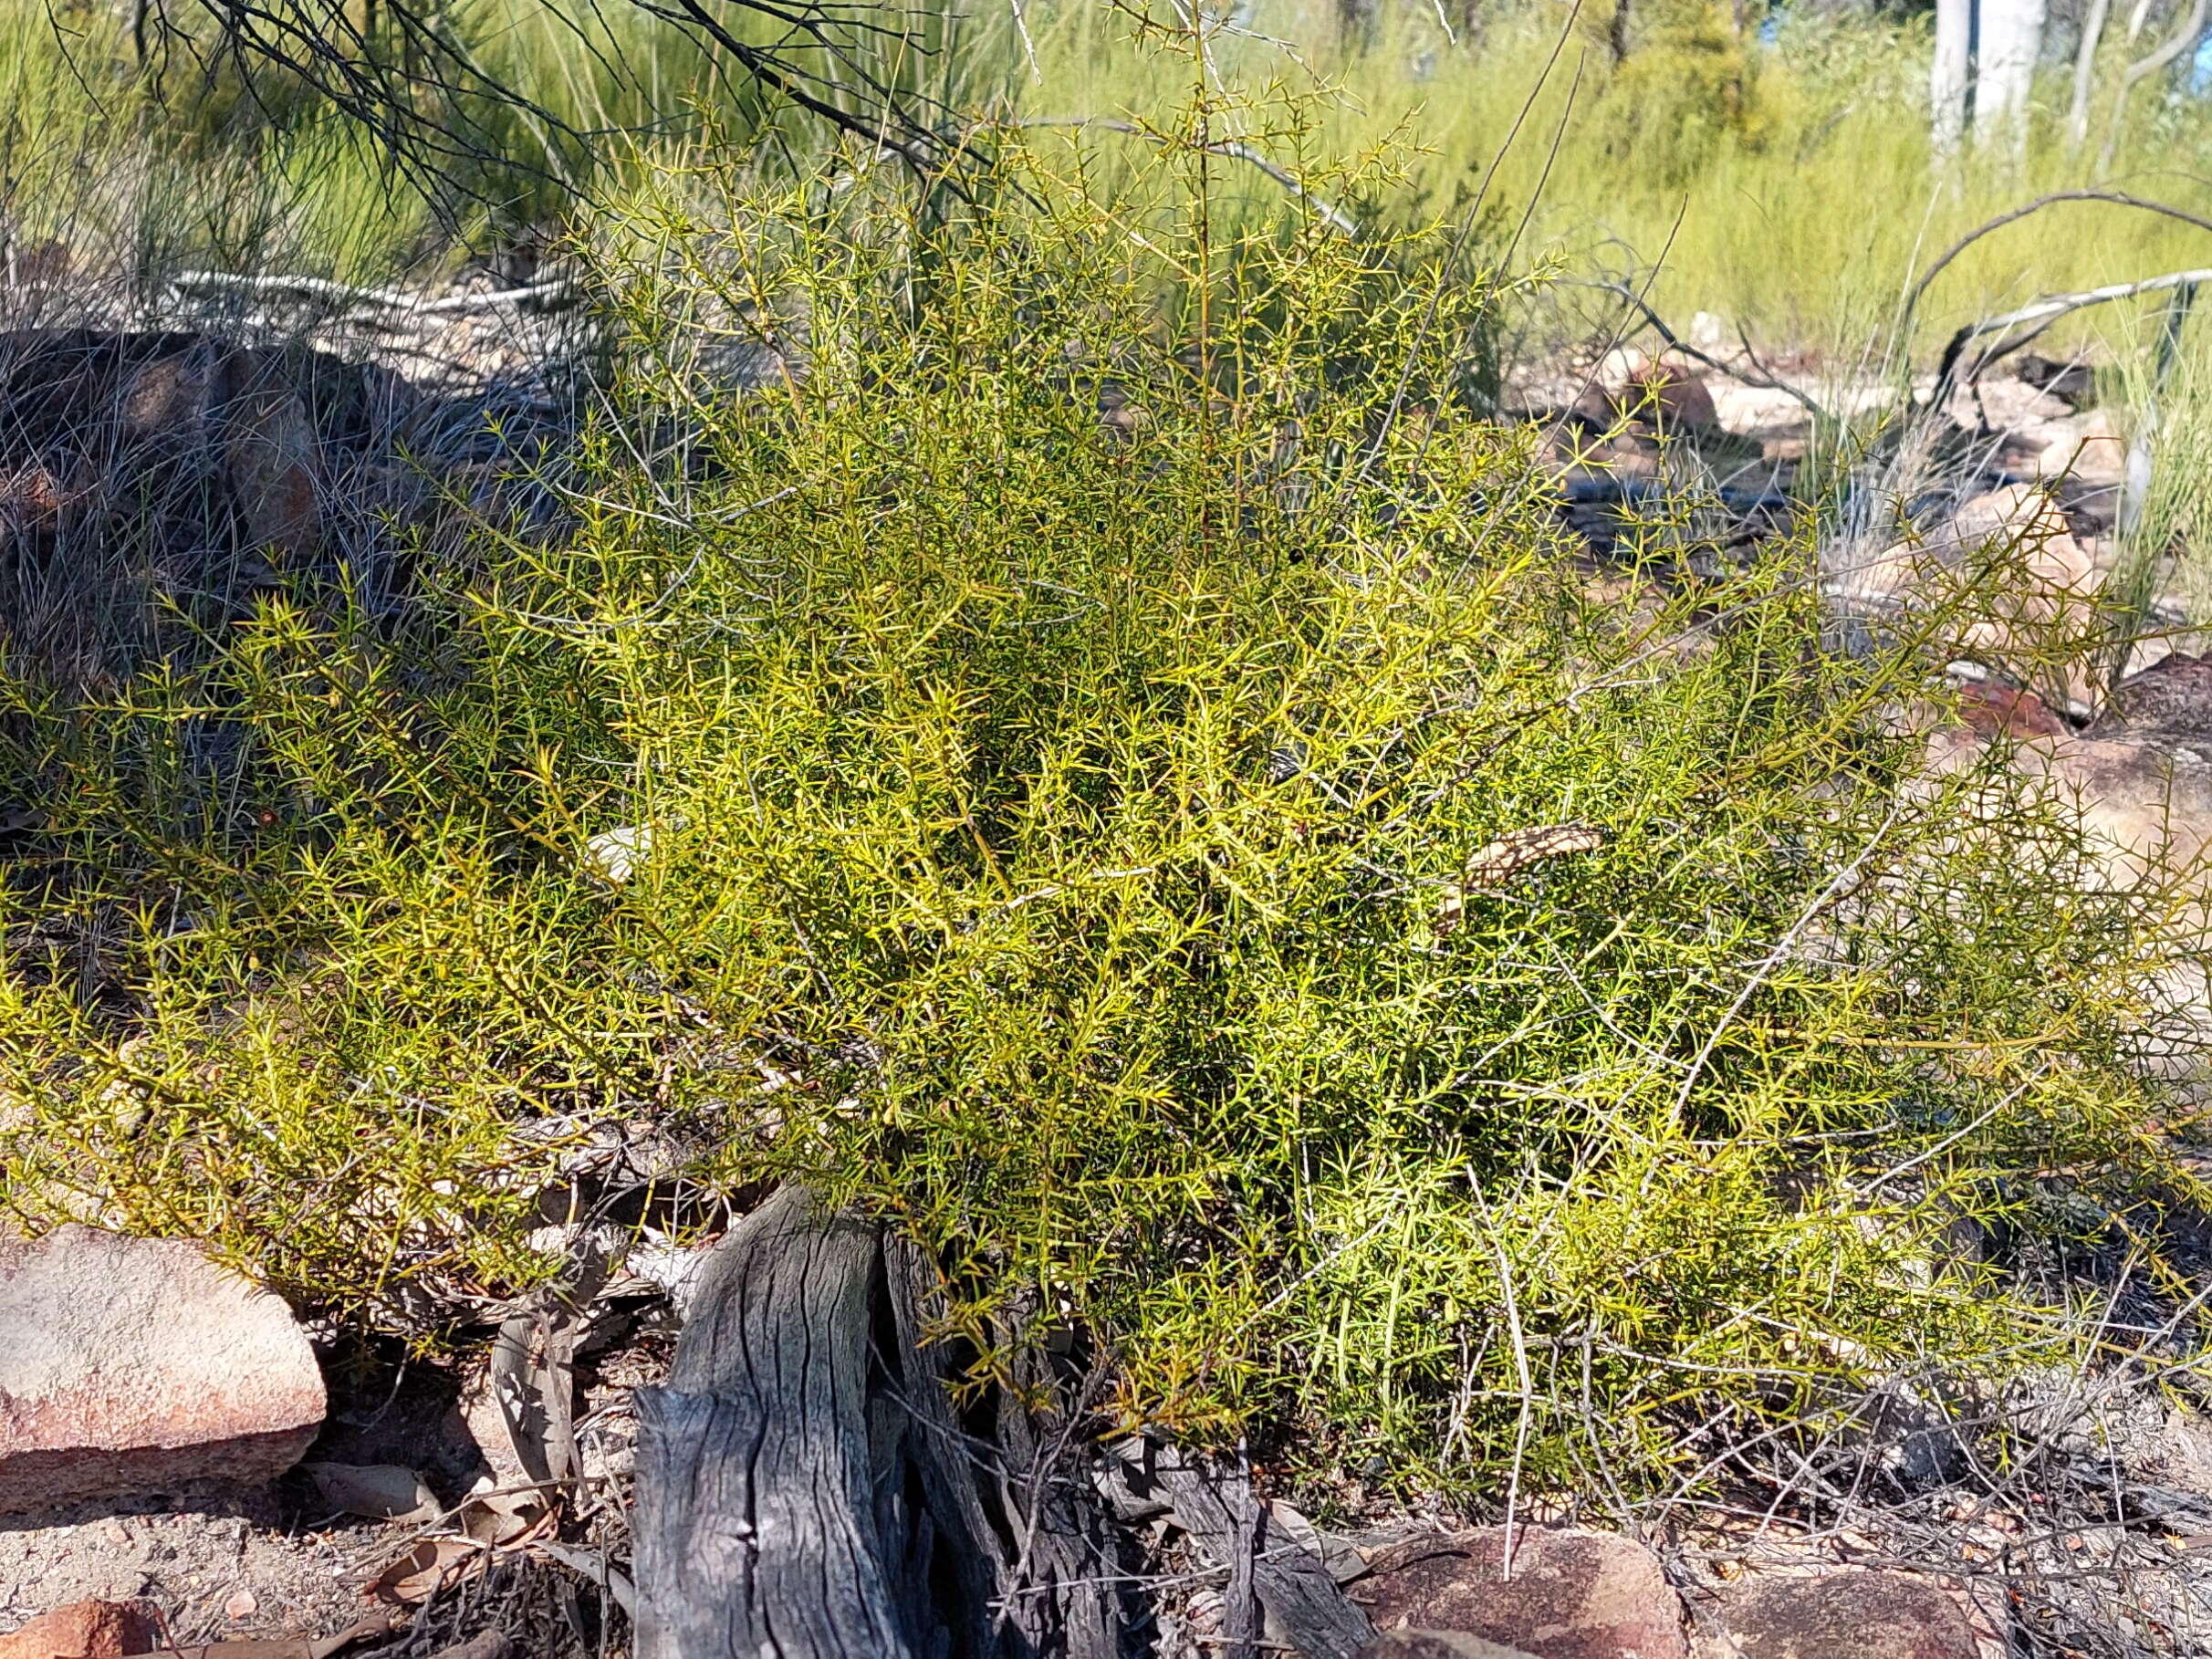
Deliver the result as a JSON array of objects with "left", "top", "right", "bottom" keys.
[
  {"left": 1932, "top": 0, "right": 1975, "bottom": 158},
  {"left": 1978, "top": 0, "right": 2049, "bottom": 155},
  {"left": 2069, "top": 0, "right": 2113, "bottom": 150},
  {"left": 1932, "top": 0, "right": 2047, "bottom": 158}
]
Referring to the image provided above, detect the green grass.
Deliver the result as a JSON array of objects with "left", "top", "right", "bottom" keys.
[
  {"left": 0, "top": 0, "right": 957, "bottom": 285},
  {"left": 1, "top": 91, "right": 2202, "bottom": 1501},
  {"left": 9, "top": 0, "right": 2212, "bottom": 350},
  {"left": 994, "top": 1, "right": 2212, "bottom": 358}
]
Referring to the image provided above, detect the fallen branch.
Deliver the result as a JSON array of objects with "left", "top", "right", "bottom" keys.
[
  {"left": 1898, "top": 191, "right": 2212, "bottom": 345},
  {"left": 1932, "top": 266, "right": 2212, "bottom": 404},
  {"left": 1135, "top": 1443, "right": 1380, "bottom": 1659},
  {"left": 166, "top": 270, "right": 576, "bottom": 316},
  {"left": 631, "top": 1185, "right": 1129, "bottom": 1659},
  {"left": 1015, "top": 117, "right": 1359, "bottom": 236}
]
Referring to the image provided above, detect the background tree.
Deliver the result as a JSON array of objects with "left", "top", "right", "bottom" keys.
[{"left": 1933, "top": 0, "right": 2048, "bottom": 157}]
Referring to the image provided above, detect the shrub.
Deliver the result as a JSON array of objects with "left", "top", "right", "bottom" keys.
[
  {"left": 1594, "top": 0, "right": 1780, "bottom": 189},
  {"left": 0, "top": 90, "right": 2198, "bottom": 1501}
]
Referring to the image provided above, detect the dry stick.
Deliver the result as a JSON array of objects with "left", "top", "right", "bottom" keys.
[
  {"left": 1932, "top": 266, "right": 2212, "bottom": 404},
  {"left": 1007, "top": 0, "right": 1041, "bottom": 80},
  {"left": 1223, "top": 1439, "right": 1259, "bottom": 1659},
  {"left": 1897, "top": 189, "right": 2212, "bottom": 350},
  {"left": 167, "top": 269, "right": 574, "bottom": 315},
  {"left": 1013, "top": 117, "right": 1358, "bottom": 236},
  {"left": 1470, "top": 1172, "right": 1537, "bottom": 1583}
]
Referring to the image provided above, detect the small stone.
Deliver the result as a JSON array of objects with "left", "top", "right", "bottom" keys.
[
  {"left": 0, "top": 1226, "right": 325, "bottom": 1513},
  {"left": 1355, "top": 1528, "right": 1688, "bottom": 1659},
  {"left": 0, "top": 1601, "right": 155, "bottom": 1659},
  {"left": 223, "top": 1589, "right": 257, "bottom": 1622},
  {"left": 583, "top": 824, "right": 652, "bottom": 884},
  {"left": 1359, "top": 1633, "right": 1541, "bottom": 1659},
  {"left": 1708, "top": 1570, "right": 1983, "bottom": 1659}
]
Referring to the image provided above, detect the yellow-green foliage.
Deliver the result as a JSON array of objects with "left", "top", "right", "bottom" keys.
[
  {"left": 1001, "top": 2, "right": 2212, "bottom": 353},
  {"left": 0, "top": 101, "right": 2201, "bottom": 1497},
  {"left": 7, "top": 0, "right": 2212, "bottom": 353}
]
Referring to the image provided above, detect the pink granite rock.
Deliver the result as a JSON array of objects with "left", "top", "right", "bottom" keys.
[
  {"left": 1358, "top": 1632, "right": 1543, "bottom": 1659},
  {"left": 1703, "top": 1570, "right": 1983, "bottom": 1659},
  {"left": 1356, "top": 1528, "right": 1688, "bottom": 1659},
  {"left": 0, "top": 1601, "right": 154, "bottom": 1659},
  {"left": 0, "top": 1226, "right": 324, "bottom": 1513}
]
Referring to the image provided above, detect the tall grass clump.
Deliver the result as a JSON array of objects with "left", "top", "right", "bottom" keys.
[
  {"left": 0, "top": 59, "right": 2202, "bottom": 1502},
  {"left": 9, "top": 0, "right": 2212, "bottom": 364},
  {"left": 999, "top": 1, "right": 2212, "bottom": 357},
  {"left": 0, "top": 0, "right": 979, "bottom": 287}
]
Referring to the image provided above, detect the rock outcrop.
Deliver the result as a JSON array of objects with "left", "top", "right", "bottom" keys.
[
  {"left": 0, "top": 1226, "right": 324, "bottom": 1513},
  {"left": 1355, "top": 1528, "right": 1688, "bottom": 1659}
]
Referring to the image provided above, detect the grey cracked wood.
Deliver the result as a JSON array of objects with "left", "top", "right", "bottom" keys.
[
  {"left": 632, "top": 1185, "right": 917, "bottom": 1659},
  {"left": 1146, "top": 1444, "right": 1379, "bottom": 1659},
  {"left": 631, "top": 1186, "right": 1130, "bottom": 1659}
]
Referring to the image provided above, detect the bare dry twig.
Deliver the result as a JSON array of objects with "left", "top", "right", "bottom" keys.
[
  {"left": 1012, "top": 117, "right": 1358, "bottom": 235},
  {"left": 1899, "top": 190, "right": 2212, "bottom": 347}
]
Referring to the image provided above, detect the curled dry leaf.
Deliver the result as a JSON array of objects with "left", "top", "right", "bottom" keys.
[
  {"left": 304, "top": 1462, "right": 440, "bottom": 1524},
  {"left": 363, "top": 1487, "right": 554, "bottom": 1606},
  {"left": 1437, "top": 823, "right": 1605, "bottom": 932},
  {"left": 364, "top": 1537, "right": 485, "bottom": 1606},
  {"left": 459, "top": 1485, "right": 550, "bottom": 1547}
]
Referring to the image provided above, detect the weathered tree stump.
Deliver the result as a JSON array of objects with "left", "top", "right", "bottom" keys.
[
  {"left": 631, "top": 1185, "right": 1131, "bottom": 1659},
  {"left": 633, "top": 1185, "right": 1382, "bottom": 1658}
]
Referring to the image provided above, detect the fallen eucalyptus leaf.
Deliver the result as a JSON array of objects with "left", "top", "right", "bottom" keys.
[
  {"left": 364, "top": 1537, "right": 485, "bottom": 1605},
  {"left": 1438, "top": 823, "right": 1607, "bottom": 931},
  {"left": 458, "top": 1485, "right": 548, "bottom": 1548},
  {"left": 1462, "top": 823, "right": 1604, "bottom": 887},
  {"left": 303, "top": 1462, "right": 439, "bottom": 1524}
]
